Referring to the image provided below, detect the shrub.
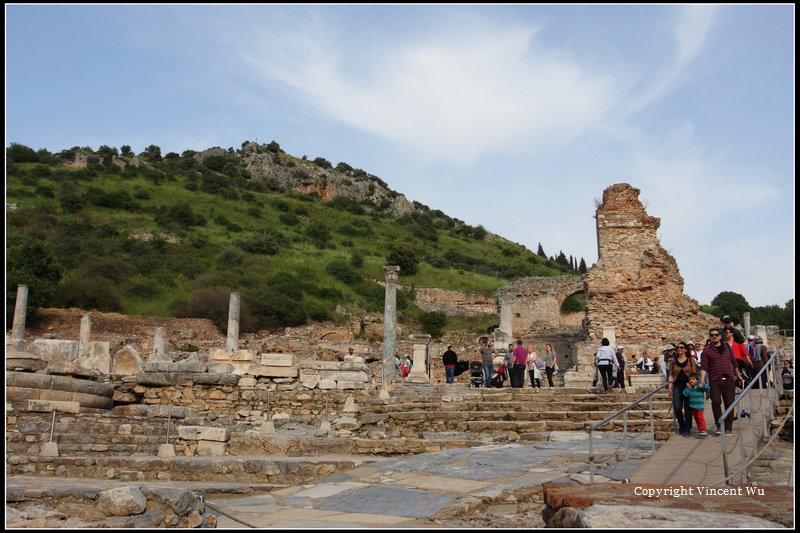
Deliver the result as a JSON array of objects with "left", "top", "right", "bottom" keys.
[
  {"left": 386, "top": 245, "right": 418, "bottom": 275},
  {"left": 306, "top": 221, "right": 331, "bottom": 248},
  {"left": 419, "top": 311, "right": 448, "bottom": 338},
  {"left": 170, "top": 286, "right": 231, "bottom": 331},
  {"left": 6, "top": 239, "right": 64, "bottom": 323},
  {"left": 312, "top": 157, "right": 332, "bottom": 169},
  {"left": 55, "top": 276, "right": 122, "bottom": 312},
  {"left": 75, "top": 257, "right": 138, "bottom": 283},
  {"left": 326, "top": 259, "right": 362, "bottom": 284},
  {"left": 154, "top": 203, "right": 205, "bottom": 228},
  {"left": 279, "top": 212, "right": 300, "bottom": 226},
  {"left": 238, "top": 233, "right": 281, "bottom": 255},
  {"left": 350, "top": 250, "right": 365, "bottom": 268}
]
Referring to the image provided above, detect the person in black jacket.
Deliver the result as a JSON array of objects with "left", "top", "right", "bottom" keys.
[
  {"left": 443, "top": 345, "right": 458, "bottom": 384},
  {"left": 614, "top": 346, "right": 626, "bottom": 389}
]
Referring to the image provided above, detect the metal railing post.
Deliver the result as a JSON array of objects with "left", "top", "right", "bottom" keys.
[
  {"left": 165, "top": 411, "right": 171, "bottom": 443},
  {"left": 623, "top": 410, "right": 629, "bottom": 474},
  {"left": 648, "top": 396, "right": 656, "bottom": 453},
  {"left": 588, "top": 431, "right": 594, "bottom": 483},
  {"left": 49, "top": 410, "right": 57, "bottom": 443}
]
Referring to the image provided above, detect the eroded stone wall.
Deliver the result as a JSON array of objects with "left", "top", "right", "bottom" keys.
[
  {"left": 414, "top": 288, "right": 496, "bottom": 317},
  {"left": 495, "top": 276, "right": 585, "bottom": 331},
  {"left": 584, "top": 184, "right": 717, "bottom": 344}
]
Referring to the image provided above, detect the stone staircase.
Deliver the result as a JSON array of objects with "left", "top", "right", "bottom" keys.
[
  {"left": 355, "top": 386, "right": 675, "bottom": 441},
  {"left": 6, "top": 406, "right": 198, "bottom": 457}
]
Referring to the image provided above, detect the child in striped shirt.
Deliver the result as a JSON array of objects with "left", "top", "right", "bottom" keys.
[{"left": 682, "top": 373, "right": 710, "bottom": 436}]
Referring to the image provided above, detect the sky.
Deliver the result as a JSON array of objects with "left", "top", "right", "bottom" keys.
[{"left": 5, "top": 5, "right": 795, "bottom": 308}]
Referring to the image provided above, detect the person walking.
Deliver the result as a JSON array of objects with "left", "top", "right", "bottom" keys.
[
  {"left": 682, "top": 372, "right": 710, "bottom": 436},
  {"left": 700, "top": 328, "right": 741, "bottom": 436},
  {"left": 614, "top": 345, "right": 626, "bottom": 389},
  {"left": 668, "top": 342, "right": 697, "bottom": 437},
  {"left": 526, "top": 345, "right": 541, "bottom": 388},
  {"left": 595, "top": 338, "right": 617, "bottom": 393},
  {"left": 544, "top": 344, "right": 557, "bottom": 388},
  {"left": 442, "top": 345, "right": 458, "bottom": 384},
  {"left": 511, "top": 340, "right": 528, "bottom": 388},
  {"left": 479, "top": 337, "right": 494, "bottom": 389}
]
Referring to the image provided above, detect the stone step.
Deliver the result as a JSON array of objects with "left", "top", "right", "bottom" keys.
[
  {"left": 465, "top": 419, "right": 674, "bottom": 433},
  {"left": 359, "top": 409, "right": 672, "bottom": 425},
  {"left": 361, "top": 400, "right": 672, "bottom": 414},
  {"left": 5, "top": 454, "right": 382, "bottom": 484}
]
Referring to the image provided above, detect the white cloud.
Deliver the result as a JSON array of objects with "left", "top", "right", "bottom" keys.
[
  {"left": 228, "top": 17, "right": 619, "bottom": 163},
  {"left": 627, "top": 5, "right": 718, "bottom": 113}
]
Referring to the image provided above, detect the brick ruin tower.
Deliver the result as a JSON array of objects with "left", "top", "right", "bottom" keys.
[{"left": 582, "top": 183, "right": 716, "bottom": 346}]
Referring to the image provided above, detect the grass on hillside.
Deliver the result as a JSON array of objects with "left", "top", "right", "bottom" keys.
[{"left": 6, "top": 151, "right": 581, "bottom": 335}]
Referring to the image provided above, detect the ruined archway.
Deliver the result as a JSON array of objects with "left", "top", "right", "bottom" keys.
[{"left": 495, "top": 276, "right": 585, "bottom": 334}]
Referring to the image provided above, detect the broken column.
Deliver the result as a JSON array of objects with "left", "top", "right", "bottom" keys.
[
  {"left": 11, "top": 284, "right": 29, "bottom": 351},
  {"left": 405, "top": 334, "right": 432, "bottom": 384},
  {"left": 226, "top": 292, "right": 240, "bottom": 351},
  {"left": 153, "top": 327, "right": 167, "bottom": 359},
  {"left": 79, "top": 313, "right": 92, "bottom": 355},
  {"left": 743, "top": 312, "right": 751, "bottom": 338},
  {"left": 382, "top": 266, "right": 400, "bottom": 388}
]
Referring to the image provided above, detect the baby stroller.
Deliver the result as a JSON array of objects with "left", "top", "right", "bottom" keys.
[
  {"left": 491, "top": 363, "right": 508, "bottom": 388},
  {"left": 468, "top": 361, "right": 485, "bottom": 388}
]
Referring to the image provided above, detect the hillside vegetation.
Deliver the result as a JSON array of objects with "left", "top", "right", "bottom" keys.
[{"left": 5, "top": 141, "right": 584, "bottom": 335}]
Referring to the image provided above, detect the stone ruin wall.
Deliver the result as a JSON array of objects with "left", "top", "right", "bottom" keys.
[
  {"left": 414, "top": 288, "right": 496, "bottom": 317},
  {"left": 495, "top": 276, "right": 585, "bottom": 332},
  {"left": 584, "top": 183, "right": 718, "bottom": 347}
]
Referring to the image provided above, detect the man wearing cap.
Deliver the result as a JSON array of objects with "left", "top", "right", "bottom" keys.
[
  {"left": 442, "top": 345, "right": 458, "bottom": 384},
  {"left": 614, "top": 345, "right": 626, "bottom": 389},
  {"left": 751, "top": 336, "right": 768, "bottom": 388},
  {"left": 721, "top": 315, "right": 746, "bottom": 344}
]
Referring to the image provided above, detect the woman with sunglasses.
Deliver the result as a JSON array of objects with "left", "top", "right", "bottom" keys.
[{"left": 667, "top": 342, "right": 697, "bottom": 437}]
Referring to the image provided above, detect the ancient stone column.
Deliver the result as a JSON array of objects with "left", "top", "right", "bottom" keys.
[
  {"left": 11, "top": 284, "right": 29, "bottom": 349},
  {"left": 382, "top": 266, "right": 400, "bottom": 388},
  {"left": 79, "top": 313, "right": 92, "bottom": 355},
  {"left": 153, "top": 327, "right": 167, "bottom": 358},
  {"left": 499, "top": 302, "right": 513, "bottom": 345},
  {"left": 226, "top": 292, "right": 240, "bottom": 352},
  {"left": 743, "top": 312, "right": 751, "bottom": 338},
  {"left": 755, "top": 325, "right": 769, "bottom": 347}
]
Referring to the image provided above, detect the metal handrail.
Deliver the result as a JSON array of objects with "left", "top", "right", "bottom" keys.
[
  {"left": 587, "top": 381, "right": 669, "bottom": 482},
  {"left": 719, "top": 349, "right": 784, "bottom": 484}
]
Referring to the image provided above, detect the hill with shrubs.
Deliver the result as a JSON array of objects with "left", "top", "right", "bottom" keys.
[{"left": 5, "top": 140, "right": 586, "bottom": 337}]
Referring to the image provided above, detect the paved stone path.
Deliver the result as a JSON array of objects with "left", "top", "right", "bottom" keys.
[
  {"left": 631, "top": 391, "right": 777, "bottom": 486},
  {"left": 205, "top": 436, "right": 653, "bottom": 528}
]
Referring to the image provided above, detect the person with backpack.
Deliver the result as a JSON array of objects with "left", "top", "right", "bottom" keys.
[{"left": 595, "top": 338, "right": 617, "bottom": 393}]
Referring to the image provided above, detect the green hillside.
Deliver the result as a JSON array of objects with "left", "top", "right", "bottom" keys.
[{"left": 5, "top": 141, "right": 583, "bottom": 334}]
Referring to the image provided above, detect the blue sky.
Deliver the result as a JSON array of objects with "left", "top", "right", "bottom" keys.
[{"left": 6, "top": 5, "right": 794, "bottom": 308}]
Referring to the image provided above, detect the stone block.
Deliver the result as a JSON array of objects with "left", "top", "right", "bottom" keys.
[
  {"left": 78, "top": 341, "right": 111, "bottom": 374},
  {"left": 321, "top": 371, "right": 369, "bottom": 382},
  {"left": 25, "top": 400, "right": 80, "bottom": 414},
  {"left": 6, "top": 352, "right": 47, "bottom": 372},
  {"left": 192, "top": 373, "right": 240, "bottom": 386},
  {"left": 112, "top": 346, "right": 143, "bottom": 375},
  {"left": 334, "top": 416, "right": 360, "bottom": 431},
  {"left": 98, "top": 486, "right": 147, "bottom": 517},
  {"left": 238, "top": 377, "right": 257, "bottom": 389},
  {"left": 196, "top": 440, "right": 227, "bottom": 456},
  {"left": 177, "top": 426, "right": 230, "bottom": 442},
  {"left": 318, "top": 379, "right": 337, "bottom": 389},
  {"left": 28, "top": 339, "right": 79, "bottom": 364},
  {"left": 231, "top": 349, "right": 256, "bottom": 362},
  {"left": 260, "top": 353, "right": 295, "bottom": 366},
  {"left": 210, "top": 349, "right": 233, "bottom": 361},
  {"left": 207, "top": 363, "right": 234, "bottom": 373},
  {"left": 299, "top": 361, "right": 342, "bottom": 371},
  {"left": 247, "top": 365, "right": 299, "bottom": 378},
  {"left": 140, "top": 487, "right": 204, "bottom": 517},
  {"left": 336, "top": 381, "right": 365, "bottom": 390},
  {"left": 300, "top": 373, "right": 321, "bottom": 389}
]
